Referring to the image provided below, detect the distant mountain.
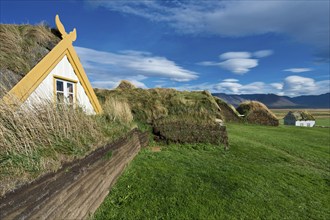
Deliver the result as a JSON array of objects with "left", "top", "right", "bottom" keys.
[
  {"left": 291, "top": 93, "right": 330, "bottom": 109},
  {"left": 212, "top": 93, "right": 330, "bottom": 109}
]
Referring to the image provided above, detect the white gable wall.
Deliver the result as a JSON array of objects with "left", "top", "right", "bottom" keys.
[
  {"left": 23, "top": 55, "right": 95, "bottom": 114},
  {"left": 295, "top": 120, "right": 315, "bottom": 127}
]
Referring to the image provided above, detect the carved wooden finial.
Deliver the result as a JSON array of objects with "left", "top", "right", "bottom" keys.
[
  {"left": 71, "top": 28, "right": 77, "bottom": 41},
  {"left": 55, "top": 14, "right": 77, "bottom": 42},
  {"left": 55, "top": 14, "right": 68, "bottom": 38}
]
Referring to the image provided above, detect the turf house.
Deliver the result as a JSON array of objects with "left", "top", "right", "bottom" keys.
[
  {"left": 284, "top": 111, "right": 315, "bottom": 127},
  {"left": 236, "top": 101, "right": 279, "bottom": 126},
  {"left": 0, "top": 15, "right": 102, "bottom": 114}
]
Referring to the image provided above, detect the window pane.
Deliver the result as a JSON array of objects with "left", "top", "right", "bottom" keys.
[
  {"left": 67, "top": 83, "right": 73, "bottom": 93},
  {"left": 56, "top": 80, "right": 63, "bottom": 92},
  {"left": 68, "top": 94, "right": 74, "bottom": 103},
  {"left": 57, "top": 92, "right": 64, "bottom": 103}
]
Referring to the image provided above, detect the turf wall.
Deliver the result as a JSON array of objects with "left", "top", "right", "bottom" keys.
[{"left": 0, "top": 129, "right": 148, "bottom": 220}]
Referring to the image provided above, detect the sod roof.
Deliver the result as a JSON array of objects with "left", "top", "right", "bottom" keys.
[
  {"left": 214, "top": 96, "right": 242, "bottom": 123},
  {"left": 236, "top": 100, "right": 279, "bottom": 126},
  {"left": 285, "top": 111, "right": 315, "bottom": 121},
  {"left": 94, "top": 86, "right": 224, "bottom": 124},
  {"left": 0, "top": 23, "right": 61, "bottom": 97}
]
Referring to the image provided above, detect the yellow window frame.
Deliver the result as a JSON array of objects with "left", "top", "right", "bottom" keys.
[{"left": 53, "top": 75, "right": 78, "bottom": 105}]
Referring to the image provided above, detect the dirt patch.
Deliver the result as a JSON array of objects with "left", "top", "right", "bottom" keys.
[{"left": 150, "top": 146, "right": 162, "bottom": 152}]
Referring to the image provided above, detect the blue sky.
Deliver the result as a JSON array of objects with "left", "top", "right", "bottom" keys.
[{"left": 1, "top": 0, "right": 329, "bottom": 97}]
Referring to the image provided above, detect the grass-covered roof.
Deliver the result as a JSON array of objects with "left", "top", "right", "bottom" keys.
[
  {"left": 95, "top": 81, "right": 225, "bottom": 123},
  {"left": 236, "top": 100, "right": 279, "bottom": 126},
  {"left": 0, "top": 23, "right": 61, "bottom": 96},
  {"left": 287, "top": 111, "right": 315, "bottom": 121}
]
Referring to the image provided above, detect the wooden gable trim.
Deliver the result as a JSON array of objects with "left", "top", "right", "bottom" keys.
[
  {"left": 3, "top": 36, "right": 70, "bottom": 104},
  {"left": 3, "top": 15, "right": 102, "bottom": 114},
  {"left": 66, "top": 45, "right": 102, "bottom": 114}
]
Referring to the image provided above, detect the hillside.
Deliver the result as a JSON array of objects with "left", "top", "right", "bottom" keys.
[
  {"left": 291, "top": 93, "right": 330, "bottom": 108},
  {"left": 213, "top": 93, "right": 330, "bottom": 109}
]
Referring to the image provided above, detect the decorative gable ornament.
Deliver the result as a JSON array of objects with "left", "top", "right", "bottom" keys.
[{"left": 3, "top": 15, "right": 102, "bottom": 114}]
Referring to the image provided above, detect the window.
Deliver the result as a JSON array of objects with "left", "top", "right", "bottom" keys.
[{"left": 55, "top": 78, "right": 76, "bottom": 104}]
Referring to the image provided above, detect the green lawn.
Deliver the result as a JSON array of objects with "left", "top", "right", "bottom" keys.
[
  {"left": 316, "top": 118, "right": 330, "bottom": 127},
  {"left": 93, "top": 124, "right": 330, "bottom": 220}
]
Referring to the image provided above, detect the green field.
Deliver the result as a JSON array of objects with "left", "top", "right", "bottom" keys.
[
  {"left": 272, "top": 109, "right": 330, "bottom": 127},
  {"left": 316, "top": 118, "right": 330, "bottom": 127},
  {"left": 271, "top": 109, "right": 330, "bottom": 119},
  {"left": 93, "top": 124, "right": 330, "bottom": 219}
]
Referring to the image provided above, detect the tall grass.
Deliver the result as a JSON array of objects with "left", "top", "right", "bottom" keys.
[
  {"left": 94, "top": 87, "right": 224, "bottom": 123},
  {"left": 0, "top": 95, "right": 134, "bottom": 196},
  {"left": 0, "top": 23, "right": 60, "bottom": 76},
  {"left": 102, "top": 97, "right": 133, "bottom": 124},
  {"left": 0, "top": 24, "right": 61, "bottom": 97}
]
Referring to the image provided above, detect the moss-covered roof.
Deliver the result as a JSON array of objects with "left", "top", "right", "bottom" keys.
[
  {"left": 94, "top": 86, "right": 224, "bottom": 123},
  {"left": 213, "top": 96, "right": 242, "bottom": 122},
  {"left": 0, "top": 23, "right": 61, "bottom": 96},
  {"left": 286, "top": 111, "right": 315, "bottom": 121},
  {"left": 236, "top": 101, "right": 279, "bottom": 126}
]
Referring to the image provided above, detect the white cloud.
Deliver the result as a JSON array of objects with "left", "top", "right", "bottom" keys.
[
  {"left": 75, "top": 46, "right": 198, "bottom": 88},
  {"left": 219, "top": 58, "right": 258, "bottom": 75},
  {"left": 284, "top": 68, "right": 313, "bottom": 73},
  {"left": 91, "top": 80, "right": 117, "bottom": 89},
  {"left": 173, "top": 77, "right": 329, "bottom": 97},
  {"left": 88, "top": 0, "right": 329, "bottom": 62},
  {"left": 282, "top": 75, "right": 329, "bottom": 96},
  {"left": 222, "top": 79, "right": 239, "bottom": 82},
  {"left": 219, "top": 52, "right": 251, "bottom": 60},
  {"left": 197, "top": 61, "right": 216, "bottom": 66},
  {"left": 214, "top": 81, "right": 242, "bottom": 93},
  {"left": 270, "top": 83, "right": 283, "bottom": 90},
  {"left": 92, "top": 79, "right": 147, "bottom": 89},
  {"left": 253, "top": 50, "right": 273, "bottom": 58},
  {"left": 199, "top": 50, "right": 271, "bottom": 74}
]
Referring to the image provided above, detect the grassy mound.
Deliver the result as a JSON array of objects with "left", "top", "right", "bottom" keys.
[
  {"left": 214, "top": 97, "right": 242, "bottom": 123},
  {"left": 0, "top": 24, "right": 60, "bottom": 96},
  {"left": 95, "top": 86, "right": 229, "bottom": 147},
  {"left": 116, "top": 80, "right": 136, "bottom": 90},
  {"left": 94, "top": 87, "right": 223, "bottom": 124},
  {"left": 237, "top": 101, "right": 279, "bottom": 126}
]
